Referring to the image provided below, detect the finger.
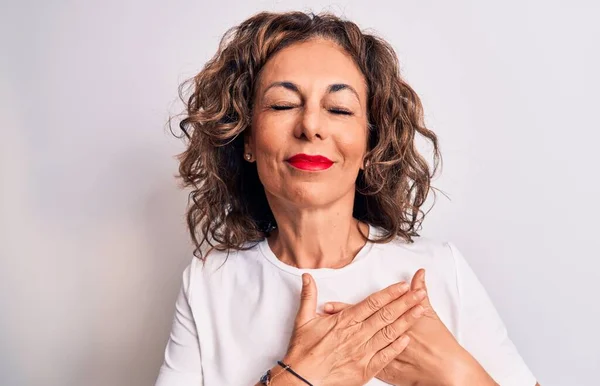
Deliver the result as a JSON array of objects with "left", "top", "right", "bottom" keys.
[
  {"left": 343, "top": 281, "right": 409, "bottom": 323},
  {"left": 410, "top": 268, "right": 424, "bottom": 291},
  {"left": 367, "top": 302, "right": 424, "bottom": 351},
  {"left": 369, "top": 335, "right": 411, "bottom": 375},
  {"left": 363, "top": 288, "right": 427, "bottom": 334},
  {"left": 295, "top": 273, "right": 317, "bottom": 328},
  {"left": 322, "top": 302, "right": 351, "bottom": 314},
  {"left": 410, "top": 268, "right": 432, "bottom": 308}
]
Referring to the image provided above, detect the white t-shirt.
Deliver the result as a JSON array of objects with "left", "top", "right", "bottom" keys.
[{"left": 155, "top": 224, "right": 537, "bottom": 386}]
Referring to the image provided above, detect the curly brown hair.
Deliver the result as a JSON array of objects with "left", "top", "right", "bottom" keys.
[{"left": 171, "top": 11, "right": 442, "bottom": 260}]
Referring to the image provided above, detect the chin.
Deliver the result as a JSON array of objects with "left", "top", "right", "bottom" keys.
[{"left": 273, "top": 183, "right": 340, "bottom": 209}]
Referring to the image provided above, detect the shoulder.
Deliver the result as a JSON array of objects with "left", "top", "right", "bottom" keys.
[{"left": 180, "top": 243, "right": 264, "bottom": 296}]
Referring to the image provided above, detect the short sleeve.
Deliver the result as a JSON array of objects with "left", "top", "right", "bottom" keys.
[
  {"left": 447, "top": 242, "right": 537, "bottom": 386},
  {"left": 155, "top": 258, "right": 204, "bottom": 386}
]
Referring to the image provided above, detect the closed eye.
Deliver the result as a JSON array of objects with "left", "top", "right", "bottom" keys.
[
  {"left": 270, "top": 105, "right": 295, "bottom": 111},
  {"left": 269, "top": 105, "right": 353, "bottom": 115},
  {"left": 329, "top": 108, "right": 353, "bottom": 116}
]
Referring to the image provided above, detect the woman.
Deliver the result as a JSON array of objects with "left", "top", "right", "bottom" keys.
[{"left": 156, "top": 11, "right": 539, "bottom": 386}]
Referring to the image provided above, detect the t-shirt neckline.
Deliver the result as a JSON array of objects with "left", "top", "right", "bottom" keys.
[{"left": 258, "top": 223, "right": 378, "bottom": 278}]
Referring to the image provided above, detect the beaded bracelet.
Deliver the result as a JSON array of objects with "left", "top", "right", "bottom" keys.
[{"left": 276, "top": 360, "right": 313, "bottom": 386}]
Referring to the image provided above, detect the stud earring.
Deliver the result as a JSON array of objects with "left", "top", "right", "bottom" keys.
[{"left": 244, "top": 153, "right": 252, "bottom": 161}]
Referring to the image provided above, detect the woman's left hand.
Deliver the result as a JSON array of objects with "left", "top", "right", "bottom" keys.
[{"left": 322, "top": 269, "right": 498, "bottom": 386}]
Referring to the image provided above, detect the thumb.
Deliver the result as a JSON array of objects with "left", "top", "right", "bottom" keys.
[
  {"left": 411, "top": 268, "right": 432, "bottom": 307},
  {"left": 295, "top": 273, "right": 318, "bottom": 328}
]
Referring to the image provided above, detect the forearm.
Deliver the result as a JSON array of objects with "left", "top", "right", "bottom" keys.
[
  {"left": 459, "top": 367, "right": 498, "bottom": 386},
  {"left": 448, "top": 349, "right": 499, "bottom": 386}
]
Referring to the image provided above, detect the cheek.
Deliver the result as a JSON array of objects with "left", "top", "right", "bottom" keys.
[
  {"left": 251, "top": 116, "right": 292, "bottom": 158},
  {"left": 253, "top": 134, "right": 286, "bottom": 167},
  {"left": 251, "top": 122, "right": 288, "bottom": 185},
  {"left": 336, "top": 128, "right": 368, "bottom": 165}
]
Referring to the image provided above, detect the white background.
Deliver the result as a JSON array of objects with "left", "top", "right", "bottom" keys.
[{"left": 1, "top": 1, "right": 598, "bottom": 385}]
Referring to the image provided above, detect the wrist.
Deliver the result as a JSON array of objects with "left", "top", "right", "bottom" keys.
[
  {"left": 268, "top": 363, "right": 307, "bottom": 386},
  {"left": 270, "top": 369, "right": 305, "bottom": 386},
  {"left": 282, "top": 351, "right": 320, "bottom": 385}
]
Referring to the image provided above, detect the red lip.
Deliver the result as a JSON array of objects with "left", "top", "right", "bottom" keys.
[{"left": 286, "top": 153, "right": 333, "bottom": 171}]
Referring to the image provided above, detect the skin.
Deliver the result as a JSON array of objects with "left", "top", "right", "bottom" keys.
[
  {"left": 246, "top": 38, "right": 540, "bottom": 386},
  {"left": 246, "top": 37, "right": 370, "bottom": 270}
]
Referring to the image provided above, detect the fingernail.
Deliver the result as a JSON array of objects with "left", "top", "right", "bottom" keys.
[
  {"left": 412, "top": 305, "right": 424, "bottom": 317},
  {"left": 324, "top": 303, "right": 333, "bottom": 312},
  {"left": 302, "top": 274, "right": 309, "bottom": 285},
  {"left": 398, "top": 335, "right": 410, "bottom": 346}
]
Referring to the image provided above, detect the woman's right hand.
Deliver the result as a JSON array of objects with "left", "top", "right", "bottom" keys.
[{"left": 276, "top": 273, "right": 427, "bottom": 386}]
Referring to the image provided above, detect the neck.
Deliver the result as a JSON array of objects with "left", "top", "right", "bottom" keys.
[{"left": 266, "top": 192, "right": 370, "bottom": 269}]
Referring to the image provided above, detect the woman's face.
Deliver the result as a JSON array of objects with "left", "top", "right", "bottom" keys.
[{"left": 247, "top": 37, "right": 369, "bottom": 209}]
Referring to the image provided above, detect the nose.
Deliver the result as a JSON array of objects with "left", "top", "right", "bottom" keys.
[{"left": 294, "top": 101, "right": 328, "bottom": 141}]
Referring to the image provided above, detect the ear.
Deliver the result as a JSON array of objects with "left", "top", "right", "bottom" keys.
[
  {"left": 360, "top": 123, "right": 374, "bottom": 171},
  {"left": 360, "top": 156, "right": 370, "bottom": 171},
  {"left": 243, "top": 129, "right": 255, "bottom": 162},
  {"left": 243, "top": 128, "right": 251, "bottom": 146},
  {"left": 360, "top": 141, "right": 371, "bottom": 170}
]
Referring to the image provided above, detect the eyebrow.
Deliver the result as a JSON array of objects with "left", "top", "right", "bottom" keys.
[{"left": 263, "top": 81, "right": 360, "bottom": 102}]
